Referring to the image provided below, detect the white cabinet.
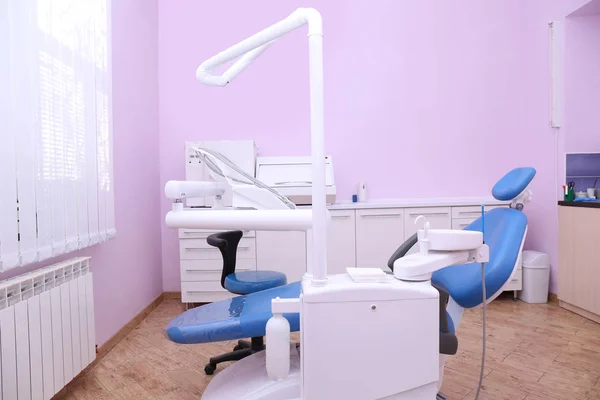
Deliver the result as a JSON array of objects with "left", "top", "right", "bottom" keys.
[
  {"left": 452, "top": 218, "right": 474, "bottom": 230},
  {"left": 327, "top": 210, "right": 356, "bottom": 274},
  {"left": 451, "top": 205, "right": 504, "bottom": 221},
  {"left": 256, "top": 231, "right": 307, "bottom": 283},
  {"left": 403, "top": 207, "right": 452, "bottom": 255},
  {"left": 355, "top": 208, "right": 404, "bottom": 270},
  {"left": 178, "top": 229, "right": 257, "bottom": 303},
  {"left": 177, "top": 200, "right": 512, "bottom": 303}
]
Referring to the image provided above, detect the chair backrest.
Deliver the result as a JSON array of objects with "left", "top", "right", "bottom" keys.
[
  {"left": 207, "top": 230, "right": 244, "bottom": 289},
  {"left": 431, "top": 207, "right": 527, "bottom": 308}
]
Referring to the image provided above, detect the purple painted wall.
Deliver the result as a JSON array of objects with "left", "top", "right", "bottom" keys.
[
  {"left": 0, "top": 0, "right": 163, "bottom": 347},
  {"left": 569, "top": 0, "right": 600, "bottom": 16},
  {"left": 158, "top": 1, "right": 587, "bottom": 292},
  {"left": 565, "top": 13, "right": 600, "bottom": 154}
]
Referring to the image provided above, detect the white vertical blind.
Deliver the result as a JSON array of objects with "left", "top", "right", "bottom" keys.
[{"left": 0, "top": 0, "right": 115, "bottom": 272}]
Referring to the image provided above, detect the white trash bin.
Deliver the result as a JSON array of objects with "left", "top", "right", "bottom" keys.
[{"left": 518, "top": 250, "right": 550, "bottom": 304}]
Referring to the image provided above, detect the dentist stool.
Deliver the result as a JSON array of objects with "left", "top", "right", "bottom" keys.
[{"left": 202, "top": 230, "right": 287, "bottom": 374}]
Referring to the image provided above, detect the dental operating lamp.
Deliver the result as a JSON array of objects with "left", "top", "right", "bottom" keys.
[{"left": 165, "top": 8, "right": 329, "bottom": 286}]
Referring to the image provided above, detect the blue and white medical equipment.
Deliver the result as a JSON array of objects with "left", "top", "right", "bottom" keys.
[{"left": 163, "top": 8, "right": 536, "bottom": 399}]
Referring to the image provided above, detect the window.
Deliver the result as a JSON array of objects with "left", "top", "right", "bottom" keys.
[{"left": 0, "top": 0, "right": 115, "bottom": 271}]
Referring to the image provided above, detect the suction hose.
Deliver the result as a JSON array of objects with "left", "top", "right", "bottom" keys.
[{"left": 474, "top": 205, "right": 487, "bottom": 400}]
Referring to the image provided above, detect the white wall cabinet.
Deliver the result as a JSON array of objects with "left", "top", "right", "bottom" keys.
[
  {"left": 256, "top": 231, "right": 307, "bottom": 283},
  {"left": 178, "top": 199, "right": 511, "bottom": 303},
  {"left": 327, "top": 210, "right": 356, "bottom": 274},
  {"left": 355, "top": 208, "right": 404, "bottom": 270}
]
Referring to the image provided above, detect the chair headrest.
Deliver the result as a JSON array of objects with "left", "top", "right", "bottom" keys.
[{"left": 492, "top": 167, "right": 536, "bottom": 201}]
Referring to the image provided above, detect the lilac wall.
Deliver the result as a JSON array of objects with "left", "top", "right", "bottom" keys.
[
  {"left": 569, "top": 0, "right": 600, "bottom": 16},
  {"left": 565, "top": 13, "right": 600, "bottom": 153},
  {"left": 158, "top": 1, "right": 587, "bottom": 292},
  {"left": 0, "top": 0, "right": 163, "bottom": 347}
]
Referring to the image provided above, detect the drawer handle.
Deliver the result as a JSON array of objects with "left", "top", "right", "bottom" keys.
[
  {"left": 185, "top": 269, "right": 223, "bottom": 273},
  {"left": 408, "top": 212, "right": 449, "bottom": 217},
  {"left": 332, "top": 215, "right": 351, "bottom": 219},
  {"left": 184, "top": 246, "right": 251, "bottom": 251},
  {"left": 361, "top": 214, "right": 401, "bottom": 218},
  {"left": 183, "top": 230, "right": 252, "bottom": 235}
]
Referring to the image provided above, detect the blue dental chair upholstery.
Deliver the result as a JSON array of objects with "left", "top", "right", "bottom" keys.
[
  {"left": 167, "top": 282, "right": 301, "bottom": 344},
  {"left": 387, "top": 167, "right": 535, "bottom": 355}
]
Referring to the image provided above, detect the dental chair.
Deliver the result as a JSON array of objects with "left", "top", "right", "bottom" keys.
[
  {"left": 166, "top": 167, "right": 536, "bottom": 394},
  {"left": 387, "top": 167, "right": 535, "bottom": 395}
]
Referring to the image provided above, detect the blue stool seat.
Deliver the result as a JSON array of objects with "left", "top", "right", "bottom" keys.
[
  {"left": 224, "top": 270, "right": 287, "bottom": 295},
  {"left": 167, "top": 282, "right": 301, "bottom": 344},
  {"left": 432, "top": 208, "right": 527, "bottom": 309}
]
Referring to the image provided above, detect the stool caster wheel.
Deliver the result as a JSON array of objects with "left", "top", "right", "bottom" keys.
[{"left": 204, "top": 363, "right": 216, "bottom": 375}]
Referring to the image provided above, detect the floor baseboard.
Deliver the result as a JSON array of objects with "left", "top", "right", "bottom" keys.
[
  {"left": 163, "top": 291, "right": 182, "bottom": 300},
  {"left": 560, "top": 300, "right": 600, "bottom": 324}
]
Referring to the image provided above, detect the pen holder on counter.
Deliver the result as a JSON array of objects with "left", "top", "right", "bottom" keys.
[{"left": 565, "top": 189, "right": 575, "bottom": 201}]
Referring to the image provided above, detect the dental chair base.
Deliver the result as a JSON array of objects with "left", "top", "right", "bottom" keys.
[{"left": 201, "top": 275, "right": 441, "bottom": 400}]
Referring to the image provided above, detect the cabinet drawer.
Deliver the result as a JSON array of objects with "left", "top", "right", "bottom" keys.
[
  {"left": 504, "top": 269, "right": 523, "bottom": 291},
  {"left": 179, "top": 238, "right": 256, "bottom": 260},
  {"left": 180, "top": 259, "right": 256, "bottom": 282},
  {"left": 452, "top": 218, "right": 476, "bottom": 230},
  {"left": 181, "top": 286, "right": 235, "bottom": 303},
  {"left": 182, "top": 281, "right": 228, "bottom": 294},
  {"left": 451, "top": 205, "right": 506, "bottom": 220},
  {"left": 355, "top": 208, "right": 404, "bottom": 269},
  {"left": 327, "top": 210, "right": 356, "bottom": 274},
  {"left": 179, "top": 228, "right": 255, "bottom": 239}
]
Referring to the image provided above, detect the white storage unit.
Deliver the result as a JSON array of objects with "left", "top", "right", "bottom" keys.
[
  {"left": 177, "top": 198, "right": 511, "bottom": 303},
  {"left": 256, "top": 231, "right": 307, "bottom": 283},
  {"left": 179, "top": 229, "right": 257, "bottom": 303},
  {"left": 327, "top": 210, "right": 356, "bottom": 274},
  {"left": 355, "top": 208, "right": 404, "bottom": 268}
]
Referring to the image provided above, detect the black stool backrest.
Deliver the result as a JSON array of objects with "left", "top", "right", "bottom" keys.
[{"left": 207, "top": 230, "right": 244, "bottom": 289}]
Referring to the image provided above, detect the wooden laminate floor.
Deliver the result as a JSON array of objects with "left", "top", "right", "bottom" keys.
[{"left": 55, "top": 295, "right": 600, "bottom": 400}]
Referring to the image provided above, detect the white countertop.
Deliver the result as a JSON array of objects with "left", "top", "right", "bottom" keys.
[
  {"left": 326, "top": 197, "right": 508, "bottom": 210},
  {"left": 186, "top": 196, "right": 508, "bottom": 211}
]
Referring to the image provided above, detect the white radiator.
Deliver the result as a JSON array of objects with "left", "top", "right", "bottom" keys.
[{"left": 0, "top": 257, "right": 96, "bottom": 400}]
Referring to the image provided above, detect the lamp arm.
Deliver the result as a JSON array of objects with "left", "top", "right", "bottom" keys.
[{"left": 196, "top": 8, "right": 322, "bottom": 86}]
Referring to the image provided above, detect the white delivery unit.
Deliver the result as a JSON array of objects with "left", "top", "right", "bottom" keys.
[
  {"left": 519, "top": 250, "right": 550, "bottom": 304},
  {"left": 256, "top": 156, "right": 336, "bottom": 205},
  {"left": 185, "top": 140, "right": 257, "bottom": 207}
]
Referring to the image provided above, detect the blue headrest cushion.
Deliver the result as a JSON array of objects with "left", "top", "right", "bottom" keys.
[{"left": 492, "top": 168, "right": 536, "bottom": 201}]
